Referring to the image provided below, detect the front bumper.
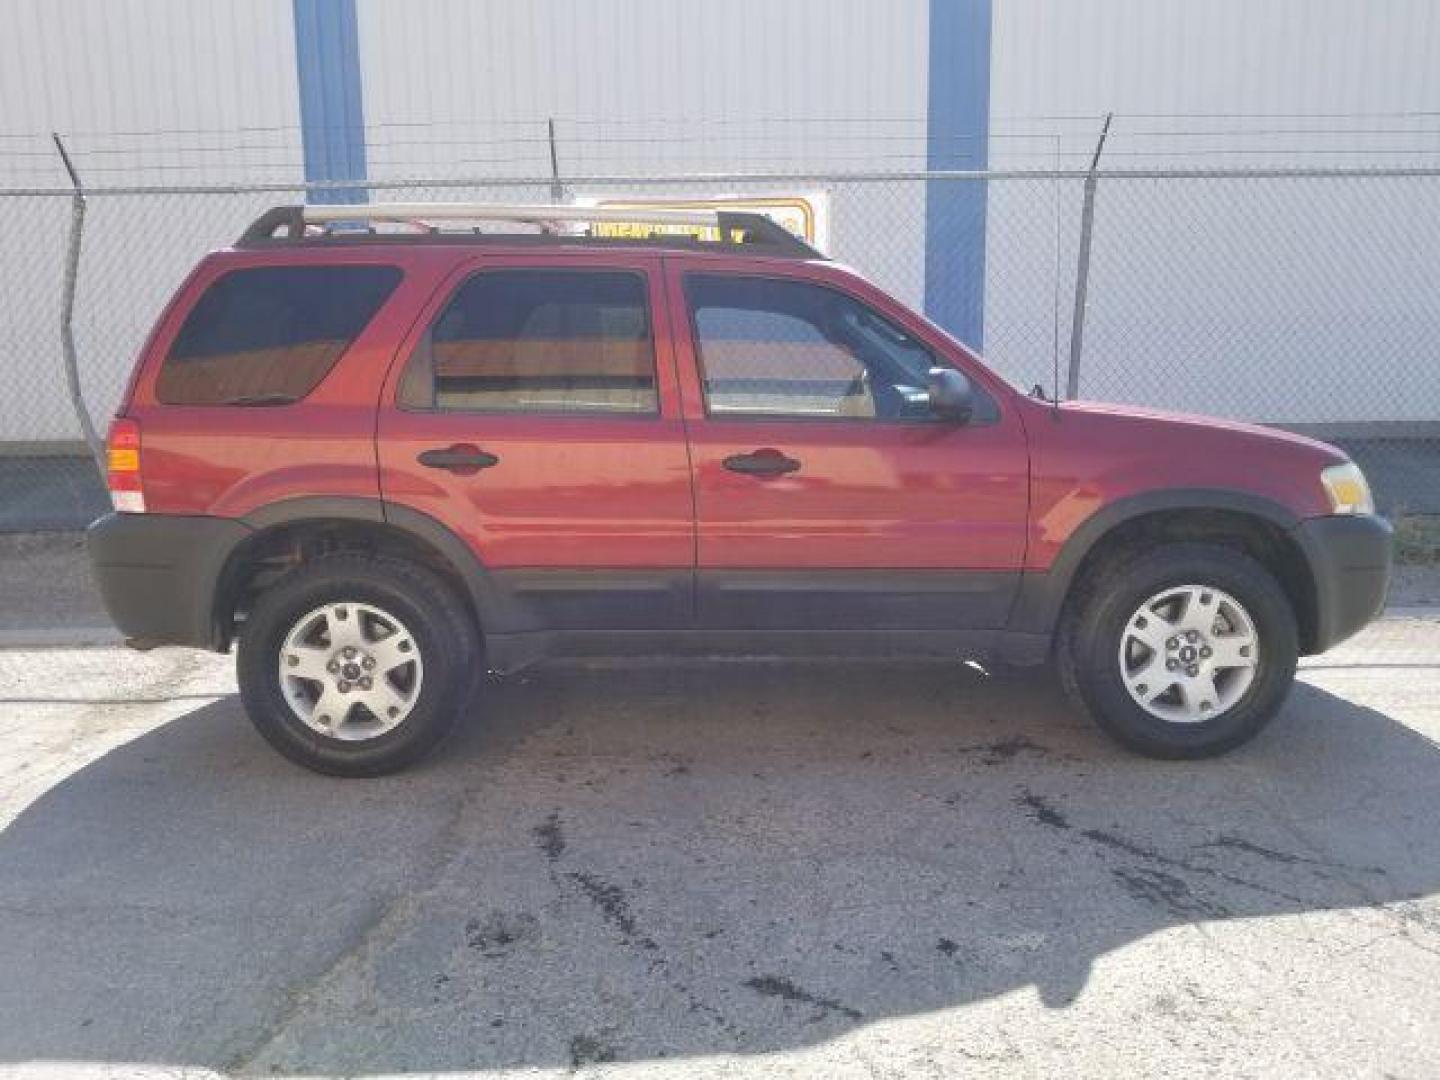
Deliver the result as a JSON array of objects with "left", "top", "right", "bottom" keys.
[
  {"left": 1291, "top": 513, "right": 1393, "bottom": 654},
  {"left": 87, "top": 512, "right": 252, "bottom": 650}
]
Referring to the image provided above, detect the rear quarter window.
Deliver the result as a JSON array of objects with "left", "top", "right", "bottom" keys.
[{"left": 156, "top": 264, "right": 401, "bottom": 405}]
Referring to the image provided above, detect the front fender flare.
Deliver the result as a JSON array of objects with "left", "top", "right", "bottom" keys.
[{"left": 1006, "top": 487, "right": 1303, "bottom": 636}]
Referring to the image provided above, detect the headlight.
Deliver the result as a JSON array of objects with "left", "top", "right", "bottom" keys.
[{"left": 1320, "top": 462, "right": 1374, "bottom": 515}]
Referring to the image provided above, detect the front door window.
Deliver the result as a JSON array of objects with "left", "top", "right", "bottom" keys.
[{"left": 685, "top": 274, "right": 950, "bottom": 423}]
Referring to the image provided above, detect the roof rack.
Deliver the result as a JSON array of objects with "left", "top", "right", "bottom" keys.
[{"left": 238, "top": 202, "right": 823, "bottom": 259}]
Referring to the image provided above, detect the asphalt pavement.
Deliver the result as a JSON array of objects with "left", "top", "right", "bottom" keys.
[{"left": 0, "top": 609, "right": 1437, "bottom": 1078}]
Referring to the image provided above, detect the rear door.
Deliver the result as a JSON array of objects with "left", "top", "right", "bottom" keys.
[
  {"left": 378, "top": 253, "right": 694, "bottom": 632},
  {"left": 665, "top": 257, "right": 1029, "bottom": 632}
]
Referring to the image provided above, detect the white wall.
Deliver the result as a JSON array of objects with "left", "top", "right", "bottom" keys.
[
  {"left": 355, "top": 0, "right": 933, "bottom": 307},
  {"left": 2, "top": 0, "right": 1437, "bottom": 447},
  {"left": 0, "top": 0, "right": 303, "bottom": 444},
  {"left": 986, "top": 0, "right": 1440, "bottom": 422},
  {"left": 992, "top": 0, "right": 1440, "bottom": 169},
  {"left": 0, "top": 0, "right": 302, "bottom": 188},
  {"left": 357, "top": 0, "right": 930, "bottom": 177}
]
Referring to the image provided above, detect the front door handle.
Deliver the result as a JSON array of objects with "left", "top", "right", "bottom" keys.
[
  {"left": 722, "top": 448, "right": 801, "bottom": 477},
  {"left": 417, "top": 444, "right": 500, "bottom": 475}
]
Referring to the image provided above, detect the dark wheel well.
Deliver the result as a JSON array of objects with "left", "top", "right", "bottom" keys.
[
  {"left": 1061, "top": 509, "right": 1319, "bottom": 653},
  {"left": 214, "top": 520, "right": 481, "bottom": 649}
]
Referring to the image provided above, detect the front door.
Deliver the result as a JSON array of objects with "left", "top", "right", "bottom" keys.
[
  {"left": 378, "top": 255, "right": 694, "bottom": 634},
  {"left": 664, "top": 258, "right": 1029, "bottom": 632}
]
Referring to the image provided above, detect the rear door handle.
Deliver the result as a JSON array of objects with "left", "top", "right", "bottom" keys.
[
  {"left": 417, "top": 444, "right": 500, "bottom": 475},
  {"left": 722, "top": 448, "right": 801, "bottom": 477}
]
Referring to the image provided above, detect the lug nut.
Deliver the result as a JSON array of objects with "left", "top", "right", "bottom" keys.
[
  {"left": 360, "top": 677, "right": 373, "bottom": 690},
  {"left": 344, "top": 647, "right": 357, "bottom": 659},
  {"left": 1166, "top": 659, "right": 1179, "bottom": 671},
  {"left": 1186, "top": 664, "right": 1199, "bottom": 677},
  {"left": 327, "top": 660, "right": 340, "bottom": 673},
  {"left": 1167, "top": 637, "right": 1180, "bottom": 650},
  {"left": 1186, "top": 630, "right": 1200, "bottom": 643},
  {"left": 338, "top": 680, "right": 351, "bottom": 692},
  {"left": 361, "top": 656, "right": 376, "bottom": 670},
  {"left": 1200, "top": 646, "right": 1212, "bottom": 659}
]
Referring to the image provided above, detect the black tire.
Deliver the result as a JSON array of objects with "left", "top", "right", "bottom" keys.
[
  {"left": 1057, "top": 542, "right": 1299, "bottom": 759},
  {"left": 237, "top": 554, "right": 481, "bottom": 776}
]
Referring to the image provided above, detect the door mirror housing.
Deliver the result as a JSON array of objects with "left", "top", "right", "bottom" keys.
[{"left": 927, "top": 367, "right": 974, "bottom": 423}]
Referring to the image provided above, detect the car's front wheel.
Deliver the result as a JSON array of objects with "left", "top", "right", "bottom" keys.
[
  {"left": 1058, "top": 542, "right": 1299, "bottom": 758},
  {"left": 237, "top": 555, "right": 479, "bottom": 776}
]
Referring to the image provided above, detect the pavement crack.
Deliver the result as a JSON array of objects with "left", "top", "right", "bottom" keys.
[
  {"left": 555, "top": 869, "right": 742, "bottom": 1039},
  {"left": 744, "top": 974, "right": 862, "bottom": 1021},
  {"left": 1198, "top": 834, "right": 1387, "bottom": 876},
  {"left": 1016, "top": 789, "right": 1070, "bottom": 829},
  {"left": 221, "top": 783, "right": 478, "bottom": 1074},
  {"left": 534, "top": 810, "right": 566, "bottom": 860},
  {"left": 565, "top": 871, "right": 651, "bottom": 946},
  {"left": 1080, "top": 826, "right": 1311, "bottom": 906},
  {"left": 1112, "top": 866, "right": 1233, "bottom": 919}
]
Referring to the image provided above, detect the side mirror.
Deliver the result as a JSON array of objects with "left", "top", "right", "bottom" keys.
[{"left": 927, "top": 367, "right": 974, "bottom": 423}]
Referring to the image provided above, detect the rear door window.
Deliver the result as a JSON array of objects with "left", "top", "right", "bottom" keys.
[
  {"left": 157, "top": 264, "right": 401, "bottom": 405},
  {"left": 399, "top": 268, "right": 658, "bottom": 414}
]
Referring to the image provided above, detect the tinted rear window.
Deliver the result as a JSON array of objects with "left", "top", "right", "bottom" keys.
[{"left": 157, "top": 265, "right": 401, "bottom": 405}]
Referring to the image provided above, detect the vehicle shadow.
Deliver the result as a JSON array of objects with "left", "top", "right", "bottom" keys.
[{"left": 0, "top": 664, "right": 1436, "bottom": 1074}]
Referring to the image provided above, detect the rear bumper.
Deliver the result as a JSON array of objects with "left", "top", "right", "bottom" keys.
[
  {"left": 86, "top": 512, "right": 251, "bottom": 650},
  {"left": 1291, "top": 513, "right": 1393, "bottom": 654}
]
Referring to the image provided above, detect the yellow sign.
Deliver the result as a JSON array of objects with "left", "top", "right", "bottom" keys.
[{"left": 578, "top": 194, "right": 829, "bottom": 250}]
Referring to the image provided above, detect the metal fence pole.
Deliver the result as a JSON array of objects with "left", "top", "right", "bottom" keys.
[
  {"left": 53, "top": 133, "right": 105, "bottom": 474},
  {"left": 547, "top": 118, "right": 567, "bottom": 203},
  {"left": 1065, "top": 113, "right": 1112, "bottom": 400}
]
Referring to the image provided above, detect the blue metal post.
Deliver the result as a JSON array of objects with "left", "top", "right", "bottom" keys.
[
  {"left": 924, "top": 0, "right": 992, "bottom": 350},
  {"left": 293, "top": 0, "right": 368, "bottom": 204}
]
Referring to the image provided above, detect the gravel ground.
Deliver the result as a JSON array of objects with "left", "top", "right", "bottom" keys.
[
  {"left": 0, "top": 533, "right": 112, "bottom": 645},
  {"left": 1391, "top": 563, "right": 1440, "bottom": 606},
  {"left": 0, "top": 609, "right": 1437, "bottom": 1079}
]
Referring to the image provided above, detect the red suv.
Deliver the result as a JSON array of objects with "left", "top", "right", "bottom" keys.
[{"left": 88, "top": 203, "right": 1392, "bottom": 775}]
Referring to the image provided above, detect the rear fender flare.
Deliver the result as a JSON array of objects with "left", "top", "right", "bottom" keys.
[{"left": 221, "top": 497, "right": 529, "bottom": 641}]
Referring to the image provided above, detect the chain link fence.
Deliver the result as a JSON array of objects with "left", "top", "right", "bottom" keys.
[{"left": 1, "top": 168, "right": 1437, "bottom": 531}]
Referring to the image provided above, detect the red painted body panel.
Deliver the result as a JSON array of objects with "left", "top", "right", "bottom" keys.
[
  {"left": 116, "top": 237, "right": 1348, "bottom": 586},
  {"left": 126, "top": 247, "right": 455, "bottom": 517},
  {"left": 1017, "top": 396, "right": 1344, "bottom": 570},
  {"left": 374, "top": 252, "right": 694, "bottom": 569},
  {"left": 662, "top": 256, "right": 1030, "bottom": 570}
]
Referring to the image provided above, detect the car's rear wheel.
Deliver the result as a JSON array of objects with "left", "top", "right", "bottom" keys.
[
  {"left": 1058, "top": 542, "right": 1299, "bottom": 758},
  {"left": 238, "top": 555, "right": 479, "bottom": 776}
]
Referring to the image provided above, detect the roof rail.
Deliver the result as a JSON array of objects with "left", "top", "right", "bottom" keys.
[{"left": 238, "top": 202, "right": 823, "bottom": 258}]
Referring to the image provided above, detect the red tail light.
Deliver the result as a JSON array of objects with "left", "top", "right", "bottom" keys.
[{"left": 106, "top": 417, "right": 145, "bottom": 513}]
